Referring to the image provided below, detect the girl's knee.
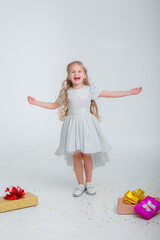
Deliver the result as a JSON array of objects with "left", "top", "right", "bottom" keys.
[
  {"left": 73, "top": 152, "right": 83, "bottom": 161},
  {"left": 82, "top": 153, "right": 91, "bottom": 159}
]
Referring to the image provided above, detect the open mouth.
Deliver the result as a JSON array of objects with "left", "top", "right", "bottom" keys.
[{"left": 74, "top": 77, "right": 80, "bottom": 81}]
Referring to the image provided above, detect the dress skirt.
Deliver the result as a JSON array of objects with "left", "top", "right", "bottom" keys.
[{"left": 55, "top": 108, "right": 112, "bottom": 171}]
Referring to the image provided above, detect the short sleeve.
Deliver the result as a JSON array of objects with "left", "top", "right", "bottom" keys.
[
  {"left": 90, "top": 81, "right": 102, "bottom": 100},
  {"left": 56, "top": 89, "right": 65, "bottom": 103}
]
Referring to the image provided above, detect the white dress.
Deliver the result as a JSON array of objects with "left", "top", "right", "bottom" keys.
[{"left": 55, "top": 82, "right": 112, "bottom": 171}]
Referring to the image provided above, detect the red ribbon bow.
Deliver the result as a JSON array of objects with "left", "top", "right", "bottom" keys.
[{"left": 4, "top": 186, "right": 25, "bottom": 200}]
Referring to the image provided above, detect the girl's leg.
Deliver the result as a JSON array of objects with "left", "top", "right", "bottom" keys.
[
  {"left": 73, "top": 151, "right": 84, "bottom": 184},
  {"left": 82, "top": 153, "right": 93, "bottom": 183}
]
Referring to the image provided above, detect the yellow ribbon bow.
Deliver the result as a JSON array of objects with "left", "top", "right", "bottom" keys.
[{"left": 123, "top": 189, "right": 146, "bottom": 205}]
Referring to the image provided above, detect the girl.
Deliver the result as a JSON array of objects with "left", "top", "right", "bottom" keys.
[{"left": 28, "top": 60, "right": 142, "bottom": 197}]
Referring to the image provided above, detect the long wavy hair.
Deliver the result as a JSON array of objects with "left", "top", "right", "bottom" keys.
[{"left": 57, "top": 61, "right": 101, "bottom": 122}]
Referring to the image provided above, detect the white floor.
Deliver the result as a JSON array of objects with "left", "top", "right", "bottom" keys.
[{"left": 0, "top": 146, "right": 160, "bottom": 240}]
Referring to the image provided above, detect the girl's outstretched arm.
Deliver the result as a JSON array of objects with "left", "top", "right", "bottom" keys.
[
  {"left": 99, "top": 87, "right": 142, "bottom": 98},
  {"left": 27, "top": 96, "right": 59, "bottom": 109}
]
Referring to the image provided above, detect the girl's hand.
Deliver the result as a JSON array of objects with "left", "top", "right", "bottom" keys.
[
  {"left": 27, "top": 96, "right": 37, "bottom": 105},
  {"left": 130, "top": 87, "right": 142, "bottom": 95}
]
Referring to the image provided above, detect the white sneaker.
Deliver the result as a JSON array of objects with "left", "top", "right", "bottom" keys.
[
  {"left": 85, "top": 182, "right": 96, "bottom": 195},
  {"left": 73, "top": 184, "right": 86, "bottom": 197}
]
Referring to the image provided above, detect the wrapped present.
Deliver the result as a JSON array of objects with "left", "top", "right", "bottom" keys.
[
  {"left": 0, "top": 186, "right": 38, "bottom": 213},
  {"left": 134, "top": 196, "right": 160, "bottom": 220},
  {"left": 118, "top": 197, "right": 160, "bottom": 215}
]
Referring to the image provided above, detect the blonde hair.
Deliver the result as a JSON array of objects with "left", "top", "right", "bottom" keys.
[{"left": 57, "top": 60, "right": 101, "bottom": 122}]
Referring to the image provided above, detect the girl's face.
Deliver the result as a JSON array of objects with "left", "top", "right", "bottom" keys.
[{"left": 68, "top": 64, "right": 86, "bottom": 87}]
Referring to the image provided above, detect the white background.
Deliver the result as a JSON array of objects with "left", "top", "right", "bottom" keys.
[
  {"left": 0, "top": 1, "right": 160, "bottom": 239},
  {"left": 0, "top": 0, "right": 159, "bottom": 152}
]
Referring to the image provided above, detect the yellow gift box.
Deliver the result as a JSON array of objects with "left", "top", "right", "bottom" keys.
[{"left": 0, "top": 192, "right": 38, "bottom": 213}]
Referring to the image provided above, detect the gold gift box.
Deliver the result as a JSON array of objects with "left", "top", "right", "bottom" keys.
[{"left": 0, "top": 192, "right": 38, "bottom": 213}]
